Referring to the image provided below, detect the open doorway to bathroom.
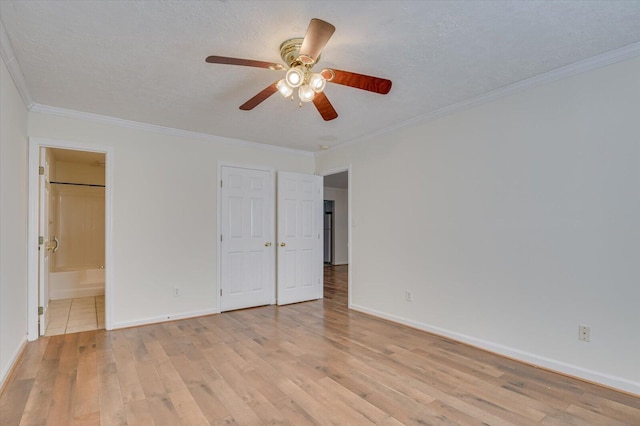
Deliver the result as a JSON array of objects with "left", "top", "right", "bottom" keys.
[{"left": 41, "top": 148, "right": 106, "bottom": 336}]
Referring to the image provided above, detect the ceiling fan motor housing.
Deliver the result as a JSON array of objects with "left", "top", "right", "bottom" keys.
[{"left": 280, "top": 38, "right": 320, "bottom": 68}]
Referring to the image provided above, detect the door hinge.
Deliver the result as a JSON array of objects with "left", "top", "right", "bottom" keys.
[
  {"left": 220, "top": 180, "right": 223, "bottom": 188},
  {"left": 220, "top": 289, "right": 222, "bottom": 296},
  {"left": 220, "top": 234, "right": 223, "bottom": 242},
  {"left": 39, "top": 236, "right": 44, "bottom": 245},
  {"left": 39, "top": 166, "right": 45, "bottom": 175},
  {"left": 38, "top": 306, "right": 44, "bottom": 315}
]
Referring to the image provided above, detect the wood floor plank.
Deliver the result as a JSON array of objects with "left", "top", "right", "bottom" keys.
[
  {"left": 73, "top": 410, "right": 101, "bottom": 426},
  {"left": 110, "top": 332, "right": 146, "bottom": 404},
  {"left": 316, "top": 376, "right": 395, "bottom": 424},
  {"left": 186, "top": 382, "right": 234, "bottom": 424},
  {"left": 123, "top": 398, "right": 154, "bottom": 426},
  {"left": 167, "top": 388, "right": 210, "bottom": 426},
  {"left": 47, "top": 334, "right": 81, "bottom": 425},
  {"left": 96, "top": 350, "right": 127, "bottom": 426},
  {"left": 74, "top": 350, "right": 100, "bottom": 418},
  {"left": 16, "top": 357, "right": 58, "bottom": 425},
  {"left": 2, "top": 265, "right": 639, "bottom": 425}
]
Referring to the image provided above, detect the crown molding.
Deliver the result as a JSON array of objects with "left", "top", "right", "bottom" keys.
[
  {"left": 29, "top": 103, "right": 314, "bottom": 157},
  {"left": 0, "top": 18, "right": 34, "bottom": 109},
  {"left": 321, "top": 41, "right": 640, "bottom": 155}
]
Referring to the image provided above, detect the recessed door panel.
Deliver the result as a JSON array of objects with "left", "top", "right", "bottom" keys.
[
  {"left": 227, "top": 252, "right": 245, "bottom": 295},
  {"left": 301, "top": 249, "right": 313, "bottom": 287},
  {"left": 228, "top": 196, "right": 243, "bottom": 238},
  {"left": 250, "top": 198, "right": 263, "bottom": 238}
]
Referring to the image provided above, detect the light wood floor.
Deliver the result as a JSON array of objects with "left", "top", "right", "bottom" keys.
[{"left": 1, "top": 265, "right": 638, "bottom": 425}]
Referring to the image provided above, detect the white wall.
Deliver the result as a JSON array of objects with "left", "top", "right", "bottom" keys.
[
  {"left": 323, "top": 187, "right": 348, "bottom": 265},
  {"left": 29, "top": 112, "right": 314, "bottom": 329},
  {"left": 315, "top": 56, "right": 640, "bottom": 394},
  {"left": 0, "top": 55, "right": 29, "bottom": 388}
]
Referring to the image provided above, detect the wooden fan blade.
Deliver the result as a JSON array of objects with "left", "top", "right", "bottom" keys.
[
  {"left": 312, "top": 92, "right": 338, "bottom": 121},
  {"left": 239, "top": 82, "right": 279, "bottom": 110},
  {"left": 206, "top": 55, "right": 284, "bottom": 70},
  {"left": 299, "top": 18, "right": 336, "bottom": 63},
  {"left": 328, "top": 69, "right": 392, "bottom": 94}
]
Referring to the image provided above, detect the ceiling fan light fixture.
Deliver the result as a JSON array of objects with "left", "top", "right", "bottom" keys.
[
  {"left": 276, "top": 79, "right": 293, "bottom": 97},
  {"left": 298, "top": 84, "right": 315, "bottom": 102},
  {"left": 320, "top": 68, "right": 335, "bottom": 82},
  {"left": 285, "top": 66, "right": 305, "bottom": 88},
  {"left": 308, "top": 72, "right": 326, "bottom": 93},
  {"left": 205, "top": 18, "right": 391, "bottom": 121}
]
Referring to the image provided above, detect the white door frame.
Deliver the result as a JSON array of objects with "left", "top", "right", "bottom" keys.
[
  {"left": 216, "top": 161, "right": 276, "bottom": 313},
  {"left": 27, "top": 137, "right": 114, "bottom": 340},
  {"left": 37, "top": 148, "right": 50, "bottom": 335},
  {"left": 317, "top": 165, "right": 352, "bottom": 308}
]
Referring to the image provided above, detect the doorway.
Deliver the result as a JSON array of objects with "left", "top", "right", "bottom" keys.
[
  {"left": 27, "top": 138, "right": 113, "bottom": 341},
  {"left": 324, "top": 200, "right": 335, "bottom": 265},
  {"left": 319, "top": 167, "right": 350, "bottom": 306},
  {"left": 45, "top": 148, "right": 106, "bottom": 335}
]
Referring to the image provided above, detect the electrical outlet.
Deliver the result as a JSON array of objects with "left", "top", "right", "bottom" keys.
[
  {"left": 578, "top": 325, "right": 590, "bottom": 342},
  {"left": 405, "top": 290, "right": 412, "bottom": 302},
  {"left": 174, "top": 287, "right": 181, "bottom": 297}
]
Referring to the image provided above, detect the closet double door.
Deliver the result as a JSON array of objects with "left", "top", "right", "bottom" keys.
[{"left": 220, "top": 166, "right": 322, "bottom": 312}]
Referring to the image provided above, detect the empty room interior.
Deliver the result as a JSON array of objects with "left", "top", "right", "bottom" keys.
[{"left": 1, "top": 1, "right": 639, "bottom": 424}]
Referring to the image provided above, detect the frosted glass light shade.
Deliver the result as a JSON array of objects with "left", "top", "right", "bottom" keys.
[
  {"left": 308, "top": 73, "right": 326, "bottom": 93},
  {"left": 285, "top": 66, "right": 305, "bottom": 88},
  {"left": 276, "top": 79, "right": 293, "bottom": 97},
  {"left": 298, "top": 84, "right": 315, "bottom": 102}
]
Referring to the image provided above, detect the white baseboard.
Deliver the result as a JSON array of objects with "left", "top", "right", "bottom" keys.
[
  {"left": 0, "top": 336, "right": 28, "bottom": 392},
  {"left": 111, "top": 308, "right": 219, "bottom": 330},
  {"left": 350, "top": 303, "right": 639, "bottom": 396}
]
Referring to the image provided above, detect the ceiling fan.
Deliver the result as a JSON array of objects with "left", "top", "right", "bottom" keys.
[{"left": 205, "top": 18, "right": 392, "bottom": 121}]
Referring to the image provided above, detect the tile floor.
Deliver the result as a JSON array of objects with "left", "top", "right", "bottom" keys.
[{"left": 45, "top": 295, "right": 105, "bottom": 336}]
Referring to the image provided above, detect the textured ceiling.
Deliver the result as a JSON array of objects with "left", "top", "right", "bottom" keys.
[{"left": 1, "top": 1, "right": 640, "bottom": 152}]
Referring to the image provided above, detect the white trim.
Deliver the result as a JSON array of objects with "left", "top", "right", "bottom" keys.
[
  {"left": 27, "top": 137, "right": 114, "bottom": 340},
  {"left": 111, "top": 308, "right": 219, "bottom": 330},
  {"left": 29, "top": 104, "right": 313, "bottom": 158},
  {"left": 317, "top": 165, "right": 352, "bottom": 308},
  {"left": 350, "top": 303, "right": 640, "bottom": 396},
  {"left": 217, "top": 162, "right": 277, "bottom": 312},
  {"left": 329, "top": 41, "right": 640, "bottom": 153},
  {"left": 0, "top": 336, "right": 27, "bottom": 391},
  {"left": 0, "top": 19, "right": 34, "bottom": 109},
  {"left": 317, "top": 165, "right": 350, "bottom": 178}
]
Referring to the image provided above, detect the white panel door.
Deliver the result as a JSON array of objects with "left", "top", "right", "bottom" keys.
[
  {"left": 220, "top": 166, "right": 274, "bottom": 311},
  {"left": 277, "top": 171, "right": 323, "bottom": 305}
]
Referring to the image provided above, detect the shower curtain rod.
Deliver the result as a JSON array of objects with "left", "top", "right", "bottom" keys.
[{"left": 50, "top": 181, "right": 105, "bottom": 188}]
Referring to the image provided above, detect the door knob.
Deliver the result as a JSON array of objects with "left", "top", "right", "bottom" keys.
[
  {"left": 280, "top": 242, "right": 286, "bottom": 247},
  {"left": 264, "top": 242, "right": 271, "bottom": 247}
]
